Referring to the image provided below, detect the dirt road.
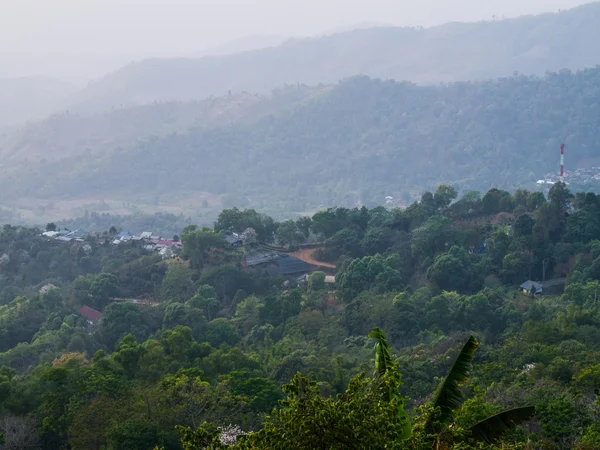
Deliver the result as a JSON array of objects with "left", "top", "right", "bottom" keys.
[{"left": 290, "top": 248, "right": 336, "bottom": 269}]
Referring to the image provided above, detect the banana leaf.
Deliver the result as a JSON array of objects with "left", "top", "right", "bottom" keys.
[
  {"left": 428, "top": 335, "right": 479, "bottom": 429},
  {"left": 368, "top": 327, "right": 412, "bottom": 440},
  {"left": 468, "top": 406, "right": 535, "bottom": 444}
]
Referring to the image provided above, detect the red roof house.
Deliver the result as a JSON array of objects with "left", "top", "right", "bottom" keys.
[{"left": 79, "top": 305, "right": 102, "bottom": 323}]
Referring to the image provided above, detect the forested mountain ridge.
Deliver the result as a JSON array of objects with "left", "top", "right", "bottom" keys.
[
  {"left": 0, "top": 86, "right": 321, "bottom": 163},
  {"left": 2, "top": 67, "right": 600, "bottom": 220},
  {"left": 1, "top": 184, "right": 600, "bottom": 448},
  {"left": 65, "top": 2, "right": 600, "bottom": 113}
]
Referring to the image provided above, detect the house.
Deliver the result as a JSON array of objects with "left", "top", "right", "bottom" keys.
[
  {"left": 266, "top": 255, "right": 311, "bottom": 277},
  {"left": 42, "top": 231, "right": 59, "bottom": 238},
  {"left": 116, "top": 231, "right": 134, "bottom": 241},
  {"left": 520, "top": 280, "right": 543, "bottom": 296},
  {"left": 140, "top": 232, "right": 153, "bottom": 239},
  {"left": 520, "top": 278, "right": 566, "bottom": 296},
  {"left": 79, "top": 305, "right": 102, "bottom": 323},
  {"left": 245, "top": 252, "right": 279, "bottom": 266},
  {"left": 224, "top": 233, "right": 243, "bottom": 247},
  {"left": 325, "top": 275, "right": 336, "bottom": 285}
]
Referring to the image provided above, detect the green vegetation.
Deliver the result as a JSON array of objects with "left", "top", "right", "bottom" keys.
[
  {"left": 3, "top": 66, "right": 600, "bottom": 219},
  {"left": 1, "top": 183, "right": 600, "bottom": 448}
]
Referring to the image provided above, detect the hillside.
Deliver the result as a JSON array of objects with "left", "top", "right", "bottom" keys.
[
  {"left": 0, "top": 77, "right": 76, "bottom": 128},
  {"left": 1, "top": 186, "right": 600, "bottom": 448},
  {"left": 66, "top": 2, "right": 600, "bottom": 113},
  {"left": 1, "top": 67, "right": 599, "bottom": 221},
  {"left": 0, "top": 86, "right": 320, "bottom": 163}
]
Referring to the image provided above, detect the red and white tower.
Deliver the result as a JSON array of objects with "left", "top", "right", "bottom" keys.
[{"left": 560, "top": 144, "right": 565, "bottom": 183}]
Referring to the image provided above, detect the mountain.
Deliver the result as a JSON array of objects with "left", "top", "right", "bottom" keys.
[
  {"left": 191, "top": 35, "right": 289, "bottom": 57},
  {"left": 66, "top": 2, "right": 600, "bottom": 113},
  {"left": 2, "top": 67, "right": 600, "bottom": 221},
  {"left": 0, "top": 87, "right": 318, "bottom": 163},
  {"left": 0, "top": 77, "right": 76, "bottom": 128}
]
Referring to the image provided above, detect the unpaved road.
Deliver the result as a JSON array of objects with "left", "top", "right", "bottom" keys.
[{"left": 291, "top": 248, "right": 336, "bottom": 269}]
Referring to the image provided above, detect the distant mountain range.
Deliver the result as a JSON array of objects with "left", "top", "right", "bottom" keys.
[
  {"left": 62, "top": 2, "right": 600, "bottom": 113},
  {"left": 1, "top": 67, "right": 600, "bottom": 222},
  {"left": 2, "top": 3, "right": 600, "bottom": 223}
]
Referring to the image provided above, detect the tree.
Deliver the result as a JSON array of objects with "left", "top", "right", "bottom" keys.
[
  {"left": 434, "top": 185, "right": 458, "bottom": 209},
  {"left": 338, "top": 254, "right": 403, "bottom": 301},
  {"left": 424, "top": 335, "right": 534, "bottom": 446},
  {"left": 214, "top": 208, "right": 276, "bottom": 242},
  {"left": 45, "top": 223, "right": 57, "bottom": 232},
  {"left": 160, "top": 262, "right": 195, "bottom": 302},
  {"left": 275, "top": 220, "right": 305, "bottom": 246},
  {"left": 368, "top": 328, "right": 412, "bottom": 440},
  {"left": 181, "top": 228, "right": 223, "bottom": 269},
  {"left": 427, "top": 246, "right": 473, "bottom": 293},
  {"left": 548, "top": 182, "right": 573, "bottom": 213},
  {"left": 234, "top": 373, "right": 410, "bottom": 449},
  {"left": 0, "top": 415, "right": 40, "bottom": 450},
  {"left": 188, "top": 285, "right": 220, "bottom": 321},
  {"left": 89, "top": 273, "right": 120, "bottom": 309},
  {"left": 513, "top": 214, "right": 535, "bottom": 237}
]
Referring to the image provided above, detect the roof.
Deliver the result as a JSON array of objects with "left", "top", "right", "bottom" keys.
[
  {"left": 79, "top": 305, "right": 102, "bottom": 322},
  {"left": 325, "top": 275, "right": 336, "bottom": 284},
  {"left": 520, "top": 280, "right": 542, "bottom": 293},
  {"left": 246, "top": 252, "right": 278, "bottom": 266},
  {"left": 520, "top": 278, "right": 566, "bottom": 293},
  {"left": 267, "top": 255, "right": 311, "bottom": 276},
  {"left": 117, "top": 231, "right": 133, "bottom": 238},
  {"left": 65, "top": 230, "right": 86, "bottom": 239},
  {"left": 140, "top": 232, "right": 153, "bottom": 239},
  {"left": 224, "top": 234, "right": 243, "bottom": 245},
  {"left": 42, "top": 231, "right": 59, "bottom": 237}
]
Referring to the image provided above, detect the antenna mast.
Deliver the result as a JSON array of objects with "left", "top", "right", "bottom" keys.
[{"left": 560, "top": 143, "right": 565, "bottom": 183}]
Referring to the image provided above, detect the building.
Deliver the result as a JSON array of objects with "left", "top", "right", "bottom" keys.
[
  {"left": 520, "top": 278, "right": 566, "bottom": 296},
  {"left": 266, "top": 255, "right": 311, "bottom": 277},
  {"left": 520, "top": 280, "right": 543, "bottom": 296},
  {"left": 79, "top": 305, "right": 102, "bottom": 324},
  {"left": 224, "top": 233, "right": 243, "bottom": 247}
]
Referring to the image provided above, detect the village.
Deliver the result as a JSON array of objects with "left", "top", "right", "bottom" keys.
[
  {"left": 537, "top": 166, "right": 600, "bottom": 186},
  {"left": 40, "top": 227, "right": 337, "bottom": 325}
]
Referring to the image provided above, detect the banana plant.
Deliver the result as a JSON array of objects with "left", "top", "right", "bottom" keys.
[
  {"left": 368, "top": 327, "right": 412, "bottom": 440},
  {"left": 425, "top": 334, "right": 535, "bottom": 444}
]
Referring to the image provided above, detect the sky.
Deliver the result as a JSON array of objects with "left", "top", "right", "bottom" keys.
[{"left": 0, "top": 0, "right": 593, "bottom": 84}]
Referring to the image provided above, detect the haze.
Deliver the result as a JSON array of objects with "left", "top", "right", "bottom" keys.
[{"left": 0, "top": 0, "right": 592, "bottom": 84}]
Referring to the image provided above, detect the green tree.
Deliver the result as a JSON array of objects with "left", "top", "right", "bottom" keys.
[
  {"left": 338, "top": 254, "right": 403, "bottom": 301},
  {"left": 89, "top": 273, "right": 120, "bottom": 309},
  {"left": 160, "top": 262, "right": 195, "bottom": 302},
  {"left": 181, "top": 228, "right": 223, "bottom": 269},
  {"left": 275, "top": 220, "right": 305, "bottom": 246},
  {"left": 434, "top": 185, "right": 458, "bottom": 209}
]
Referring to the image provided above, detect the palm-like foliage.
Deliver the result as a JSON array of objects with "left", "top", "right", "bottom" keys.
[
  {"left": 426, "top": 335, "right": 479, "bottom": 432},
  {"left": 468, "top": 406, "right": 535, "bottom": 444},
  {"left": 368, "top": 327, "right": 412, "bottom": 440}
]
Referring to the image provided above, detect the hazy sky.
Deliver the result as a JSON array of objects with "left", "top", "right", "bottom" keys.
[{"left": 0, "top": 0, "right": 593, "bottom": 83}]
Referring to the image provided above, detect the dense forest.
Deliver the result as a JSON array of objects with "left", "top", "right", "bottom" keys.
[
  {"left": 1, "top": 183, "right": 600, "bottom": 448},
  {"left": 65, "top": 2, "right": 600, "bottom": 113},
  {"left": 2, "top": 67, "right": 600, "bottom": 220}
]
